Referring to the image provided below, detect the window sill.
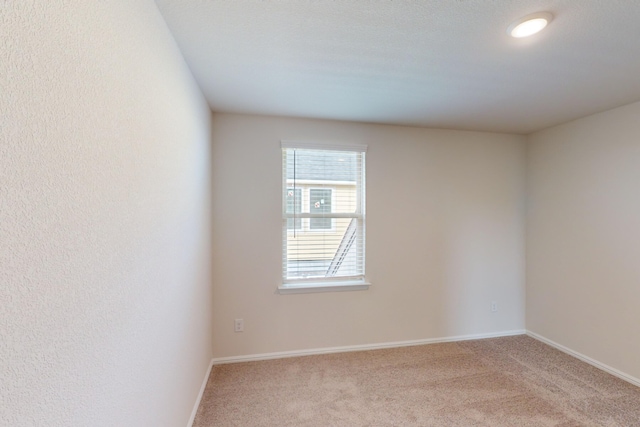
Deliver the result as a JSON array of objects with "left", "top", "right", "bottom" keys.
[{"left": 277, "top": 281, "right": 371, "bottom": 295}]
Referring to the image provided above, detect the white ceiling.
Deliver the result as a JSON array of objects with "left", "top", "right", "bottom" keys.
[{"left": 155, "top": 0, "right": 640, "bottom": 134}]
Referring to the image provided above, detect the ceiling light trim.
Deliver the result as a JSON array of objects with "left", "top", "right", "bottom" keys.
[{"left": 508, "top": 12, "right": 554, "bottom": 38}]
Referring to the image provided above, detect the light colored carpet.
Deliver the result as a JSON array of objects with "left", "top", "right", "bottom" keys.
[{"left": 193, "top": 335, "right": 640, "bottom": 426}]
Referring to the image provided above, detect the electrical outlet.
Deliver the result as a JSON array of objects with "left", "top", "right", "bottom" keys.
[
  {"left": 234, "top": 318, "right": 244, "bottom": 332},
  {"left": 491, "top": 301, "right": 498, "bottom": 312}
]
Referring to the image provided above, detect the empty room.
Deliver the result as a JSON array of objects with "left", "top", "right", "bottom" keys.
[{"left": 2, "top": 1, "right": 639, "bottom": 426}]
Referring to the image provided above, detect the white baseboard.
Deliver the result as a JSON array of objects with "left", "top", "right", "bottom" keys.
[
  {"left": 187, "top": 358, "right": 214, "bottom": 427},
  {"left": 527, "top": 331, "right": 640, "bottom": 388},
  {"left": 211, "top": 329, "right": 526, "bottom": 365}
]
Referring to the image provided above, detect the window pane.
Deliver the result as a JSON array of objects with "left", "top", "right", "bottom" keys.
[
  {"left": 285, "top": 217, "right": 363, "bottom": 279},
  {"left": 310, "top": 188, "right": 332, "bottom": 230},
  {"left": 285, "top": 151, "right": 358, "bottom": 182},
  {"left": 286, "top": 188, "right": 301, "bottom": 229},
  {"left": 282, "top": 146, "right": 365, "bottom": 283}
]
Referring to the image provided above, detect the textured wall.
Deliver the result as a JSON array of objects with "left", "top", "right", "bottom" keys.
[
  {"left": 211, "top": 113, "right": 526, "bottom": 358},
  {"left": 527, "top": 100, "right": 640, "bottom": 381},
  {"left": 0, "top": 2, "right": 213, "bottom": 426}
]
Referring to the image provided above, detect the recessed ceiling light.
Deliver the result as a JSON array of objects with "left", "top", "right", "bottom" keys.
[{"left": 508, "top": 12, "right": 553, "bottom": 38}]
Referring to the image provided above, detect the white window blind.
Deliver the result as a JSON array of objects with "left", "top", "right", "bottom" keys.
[{"left": 282, "top": 143, "right": 366, "bottom": 285}]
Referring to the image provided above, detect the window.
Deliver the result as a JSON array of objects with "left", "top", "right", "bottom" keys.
[
  {"left": 281, "top": 142, "right": 367, "bottom": 292},
  {"left": 309, "top": 188, "right": 332, "bottom": 230}
]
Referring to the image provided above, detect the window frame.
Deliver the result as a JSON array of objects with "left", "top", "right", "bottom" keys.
[{"left": 279, "top": 141, "right": 370, "bottom": 294}]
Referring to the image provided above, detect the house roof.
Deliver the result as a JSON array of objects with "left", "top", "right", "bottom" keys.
[{"left": 284, "top": 149, "right": 358, "bottom": 182}]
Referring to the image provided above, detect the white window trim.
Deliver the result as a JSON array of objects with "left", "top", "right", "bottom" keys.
[
  {"left": 280, "top": 141, "right": 368, "bottom": 293},
  {"left": 277, "top": 280, "right": 371, "bottom": 294},
  {"left": 281, "top": 140, "right": 368, "bottom": 153}
]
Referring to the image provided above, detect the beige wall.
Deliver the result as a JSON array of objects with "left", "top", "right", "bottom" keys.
[
  {"left": 211, "top": 113, "right": 526, "bottom": 358},
  {"left": 527, "top": 100, "right": 640, "bottom": 381},
  {"left": 0, "top": 2, "right": 212, "bottom": 426}
]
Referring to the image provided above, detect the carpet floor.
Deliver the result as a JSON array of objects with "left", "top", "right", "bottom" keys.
[{"left": 193, "top": 335, "right": 640, "bottom": 426}]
